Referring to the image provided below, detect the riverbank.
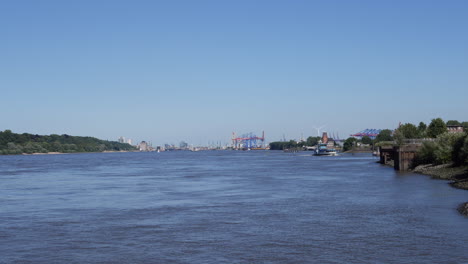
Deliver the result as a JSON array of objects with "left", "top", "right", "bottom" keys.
[
  {"left": 21, "top": 150, "right": 134, "bottom": 155},
  {"left": 413, "top": 163, "right": 468, "bottom": 217},
  {"left": 344, "top": 150, "right": 373, "bottom": 153},
  {"left": 22, "top": 152, "right": 65, "bottom": 155},
  {"left": 343, "top": 146, "right": 374, "bottom": 154},
  {"left": 413, "top": 163, "right": 468, "bottom": 190}
]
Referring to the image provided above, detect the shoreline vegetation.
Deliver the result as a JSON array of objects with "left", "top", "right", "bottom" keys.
[
  {"left": 0, "top": 130, "right": 136, "bottom": 155},
  {"left": 21, "top": 150, "right": 133, "bottom": 155},
  {"left": 380, "top": 118, "right": 468, "bottom": 216}
]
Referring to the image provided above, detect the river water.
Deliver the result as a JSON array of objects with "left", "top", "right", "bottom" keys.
[{"left": 1, "top": 151, "right": 467, "bottom": 263}]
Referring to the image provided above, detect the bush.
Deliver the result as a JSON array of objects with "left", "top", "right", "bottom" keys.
[
  {"left": 433, "top": 133, "right": 465, "bottom": 164},
  {"left": 23, "top": 142, "right": 48, "bottom": 154},
  {"left": 375, "top": 129, "right": 393, "bottom": 142},
  {"left": 6, "top": 142, "right": 23, "bottom": 155},
  {"left": 415, "top": 141, "right": 437, "bottom": 165},
  {"left": 361, "top": 136, "right": 373, "bottom": 145},
  {"left": 452, "top": 133, "right": 468, "bottom": 165},
  {"left": 415, "top": 132, "right": 466, "bottom": 166}
]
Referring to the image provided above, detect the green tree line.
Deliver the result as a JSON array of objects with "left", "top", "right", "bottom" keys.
[
  {"left": 372, "top": 118, "right": 468, "bottom": 166},
  {"left": 400, "top": 118, "right": 468, "bottom": 166},
  {"left": 394, "top": 118, "right": 468, "bottom": 142},
  {"left": 0, "top": 130, "right": 136, "bottom": 155},
  {"left": 415, "top": 132, "right": 468, "bottom": 166},
  {"left": 269, "top": 136, "right": 321, "bottom": 150},
  {"left": 337, "top": 119, "right": 468, "bottom": 152}
]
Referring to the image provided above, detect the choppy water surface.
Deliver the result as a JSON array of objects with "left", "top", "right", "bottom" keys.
[{"left": 1, "top": 151, "right": 468, "bottom": 263}]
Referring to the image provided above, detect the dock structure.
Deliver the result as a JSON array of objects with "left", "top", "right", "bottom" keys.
[
  {"left": 379, "top": 141, "right": 426, "bottom": 171},
  {"left": 394, "top": 144, "right": 420, "bottom": 171},
  {"left": 379, "top": 146, "right": 394, "bottom": 165}
]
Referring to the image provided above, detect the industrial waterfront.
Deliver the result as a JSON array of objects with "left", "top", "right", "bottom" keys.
[{"left": 1, "top": 151, "right": 468, "bottom": 263}]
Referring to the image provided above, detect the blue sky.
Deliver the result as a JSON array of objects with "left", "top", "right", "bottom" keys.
[{"left": 1, "top": 0, "right": 467, "bottom": 145}]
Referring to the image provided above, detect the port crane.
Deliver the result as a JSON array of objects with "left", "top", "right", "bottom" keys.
[{"left": 232, "top": 131, "right": 265, "bottom": 150}]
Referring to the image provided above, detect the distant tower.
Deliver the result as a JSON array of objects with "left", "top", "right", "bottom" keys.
[
  {"left": 262, "top": 131, "right": 265, "bottom": 148},
  {"left": 232, "top": 132, "right": 237, "bottom": 149},
  {"left": 322, "top": 132, "right": 328, "bottom": 144}
]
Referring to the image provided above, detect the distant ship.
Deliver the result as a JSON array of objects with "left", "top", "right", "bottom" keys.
[
  {"left": 313, "top": 131, "right": 338, "bottom": 156},
  {"left": 314, "top": 143, "right": 337, "bottom": 156}
]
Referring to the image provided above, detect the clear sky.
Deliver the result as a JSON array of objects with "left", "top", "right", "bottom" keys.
[{"left": 1, "top": 0, "right": 467, "bottom": 146}]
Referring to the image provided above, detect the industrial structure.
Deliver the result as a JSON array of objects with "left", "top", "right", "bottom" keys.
[
  {"left": 232, "top": 131, "right": 265, "bottom": 150},
  {"left": 329, "top": 132, "right": 342, "bottom": 143},
  {"left": 350, "top": 129, "right": 383, "bottom": 140}
]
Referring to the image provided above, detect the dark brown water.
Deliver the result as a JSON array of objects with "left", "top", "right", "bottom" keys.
[{"left": 1, "top": 151, "right": 467, "bottom": 263}]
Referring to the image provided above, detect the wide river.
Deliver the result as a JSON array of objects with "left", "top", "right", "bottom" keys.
[{"left": 1, "top": 151, "right": 467, "bottom": 263}]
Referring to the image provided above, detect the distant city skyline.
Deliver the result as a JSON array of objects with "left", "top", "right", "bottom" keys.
[{"left": 1, "top": 1, "right": 467, "bottom": 146}]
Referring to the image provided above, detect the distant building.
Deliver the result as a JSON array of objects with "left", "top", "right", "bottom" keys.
[
  {"left": 139, "top": 141, "right": 149, "bottom": 151},
  {"left": 126, "top": 139, "right": 132, "bottom": 145},
  {"left": 447, "top": 125, "right": 464, "bottom": 133},
  {"left": 322, "top": 132, "right": 335, "bottom": 149},
  {"left": 118, "top": 136, "right": 125, "bottom": 143},
  {"left": 321, "top": 132, "right": 328, "bottom": 144}
]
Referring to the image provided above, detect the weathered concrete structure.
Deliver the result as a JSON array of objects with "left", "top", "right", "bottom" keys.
[
  {"left": 379, "top": 144, "right": 422, "bottom": 171},
  {"left": 394, "top": 145, "right": 420, "bottom": 171},
  {"left": 379, "top": 146, "right": 394, "bottom": 165}
]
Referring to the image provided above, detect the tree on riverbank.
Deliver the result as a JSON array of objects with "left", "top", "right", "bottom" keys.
[
  {"left": 393, "top": 123, "right": 421, "bottom": 145},
  {"left": 343, "top": 137, "right": 357, "bottom": 151},
  {"left": 306, "top": 136, "right": 321, "bottom": 146},
  {"left": 383, "top": 117, "right": 468, "bottom": 167},
  {"left": 463, "top": 122, "right": 468, "bottom": 131},
  {"left": 375, "top": 129, "right": 393, "bottom": 142},
  {"left": 269, "top": 140, "right": 303, "bottom": 150},
  {"left": 361, "top": 136, "right": 372, "bottom": 145},
  {"left": 0, "top": 130, "right": 136, "bottom": 155},
  {"left": 398, "top": 123, "right": 421, "bottom": 138},
  {"left": 446, "top": 120, "right": 461, "bottom": 126},
  {"left": 452, "top": 133, "right": 468, "bottom": 166},
  {"left": 418, "top": 122, "right": 427, "bottom": 137},
  {"left": 415, "top": 132, "right": 468, "bottom": 166},
  {"left": 427, "top": 118, "right": 447, "bottom": 138},
  {"left": 269, "top": 136, "right": 322, "bottom": 150}
]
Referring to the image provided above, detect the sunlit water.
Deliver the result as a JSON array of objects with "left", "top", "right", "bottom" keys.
[{"left": 1, "top": 151, "right": 467, "bottom": 263}]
